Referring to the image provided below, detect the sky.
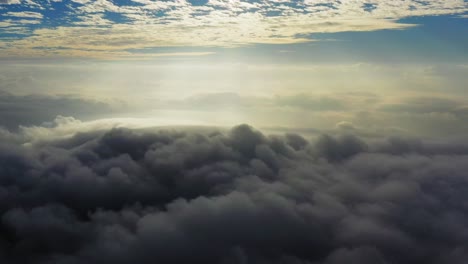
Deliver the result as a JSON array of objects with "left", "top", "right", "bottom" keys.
[
  {"left": 1, "top": 1, "right": 468, "bottom": 264},
  {"left": 0, "top": 0, "right": 467, "bottom": 136}
]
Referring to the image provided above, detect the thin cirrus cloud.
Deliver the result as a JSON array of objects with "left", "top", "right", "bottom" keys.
[{"left": 0, "top": 0, "right": 466, "bottom": 58}]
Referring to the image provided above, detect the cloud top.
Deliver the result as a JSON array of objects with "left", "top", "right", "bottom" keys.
[{"left": 1, "top": 123, "right": 468, "bottom": 263}]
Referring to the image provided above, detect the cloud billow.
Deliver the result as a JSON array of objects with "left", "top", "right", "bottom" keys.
[{"left": 0, "top": 124, "right": 468, "bottom": 263}]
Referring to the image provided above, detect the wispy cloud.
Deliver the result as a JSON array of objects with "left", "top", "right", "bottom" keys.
[{"left": 3, "top": 11, "right": 43, "bottom": 19}]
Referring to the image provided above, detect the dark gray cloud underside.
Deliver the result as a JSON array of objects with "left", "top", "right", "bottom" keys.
[{"left": 0, "top": 125, "right": 468, "bottom": 264}]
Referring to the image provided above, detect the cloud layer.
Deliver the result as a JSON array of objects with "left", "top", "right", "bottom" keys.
[
  {"left": 0, "top": 0, "right": 466, "bottom": 58},
  {"left": 1, "top": 122, "right": 468, "bottom": 263}
]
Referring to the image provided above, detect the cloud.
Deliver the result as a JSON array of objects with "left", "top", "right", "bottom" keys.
[
  {"left": 0, "top": 0, "right": 21, "bottom": 4},
  {"left": 0, "top": 91, "right": 117, "bottom": 130},
  {"left": 378, "top": 97, "right": 463, "bottom": 114},
  {"left": 3, "top": 85, "right": 468, "bottom": 137},
  {"left": 0, "top": 122, "right": 468, "bottom": 263},
  {"left": 3, "top": 11, "right": 43, "bottom": 19},
  {"left": 0, "top": 61, "right": 467, "bottom": 138},
  {"left": 0, "top": 0, "right": 466, "bottom": 58},
  {"left": 275, "top": 94, "right": 349, "bottom": 111}
]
